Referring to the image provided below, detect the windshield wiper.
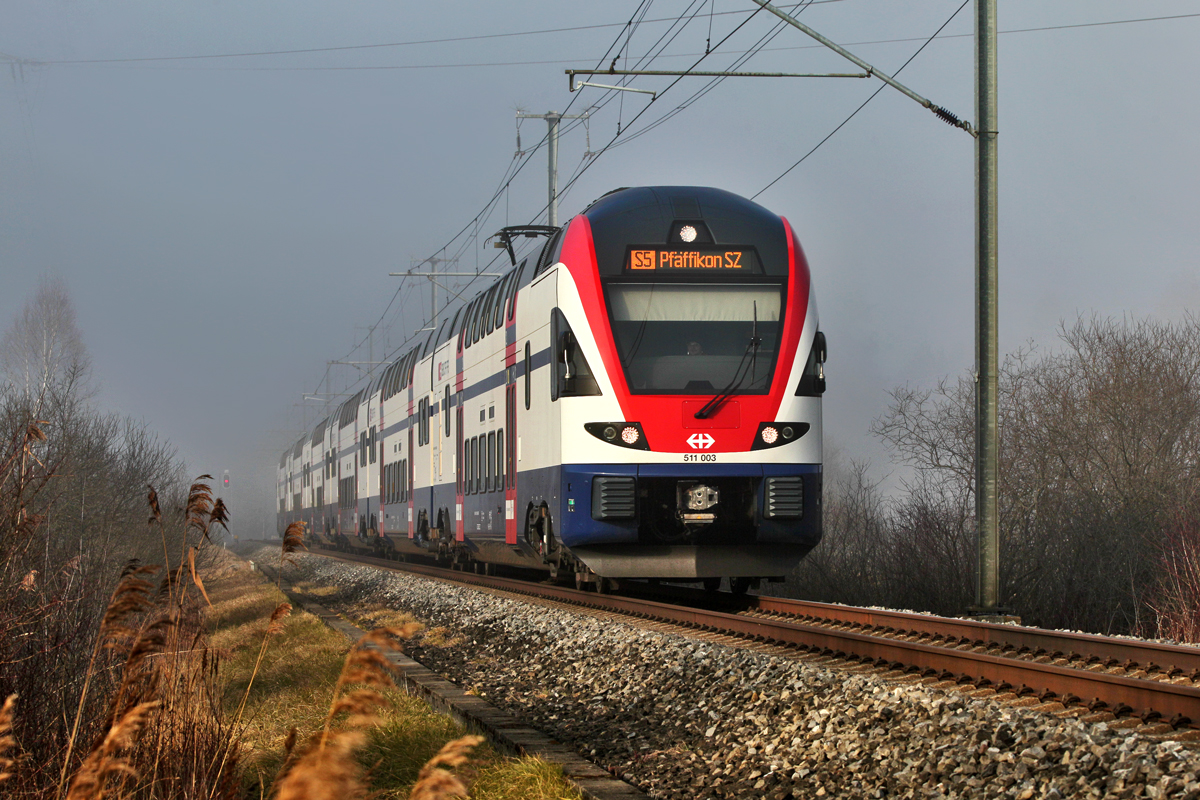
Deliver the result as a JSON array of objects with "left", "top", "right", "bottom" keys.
[{"left": 694, "top": 302, "right": 761, "bottom": 420}]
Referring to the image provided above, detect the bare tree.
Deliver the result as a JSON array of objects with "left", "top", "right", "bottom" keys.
[
  {"left": 0, "top": 276, "right": 94, "bottom": 419},
  {"left": 0, "top": 280, "right": 189, "bottom": 793},
  {"left": 857, "top": 314, "right": 1200, "bottom": 633}
]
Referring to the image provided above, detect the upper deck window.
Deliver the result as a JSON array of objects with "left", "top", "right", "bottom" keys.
[{"left": 605, "top": 282, "right": 783, "bottom": 395}]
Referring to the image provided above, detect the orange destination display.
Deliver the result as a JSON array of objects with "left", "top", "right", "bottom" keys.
[{"left": 626, "top": 246, "right": 760, "bottom": 272}]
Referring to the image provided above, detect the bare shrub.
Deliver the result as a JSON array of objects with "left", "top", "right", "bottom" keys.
[
  {"left": 859, "top": 314, "right": 1200, "bottom": 633},
  {"left": 782, "top": 451, "right": 889, "bottom": 606},
  {"left": 1143, "top": 512, "right": 1200, "bottom": 642}
]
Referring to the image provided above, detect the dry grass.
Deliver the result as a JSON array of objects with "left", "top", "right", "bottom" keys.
[
  {"left": 3, "top": 518, "right": 585, "bottom": 800},
  {"left": 351, "top": 602, "right": 422, "bottom": 630},
  {"left": 420, "top": 627, "right": 465, "bottom": 648},
  {"left": 205, "top": 564, "right": 582, "bottom": 800},
  {"left": 350, "top": 603, "right": 461, "bottom": 648}
]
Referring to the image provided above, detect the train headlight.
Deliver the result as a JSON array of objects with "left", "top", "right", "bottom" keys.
[
  {"left": 679, "top": 225, "right": 698, "bottom": 243},
  {"left": 584, "top": 422, "right": 651, "bottom": 450},
  {"left": 751, "top": 422, "right": 811, "bottom": 450}
]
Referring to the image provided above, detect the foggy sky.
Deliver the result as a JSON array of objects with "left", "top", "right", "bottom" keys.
[{"left": 3, "top": 0, "right": 1198, "bottom": 536}]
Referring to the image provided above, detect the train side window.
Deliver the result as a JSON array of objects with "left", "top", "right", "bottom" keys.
[
  {"left": 446, "top": 307, "right": 462, "bottom": 346},
  {"left": 472, "top": 436, "right": 481, "bottom": 494},
  {"left": 459, "top": 301, "right": 471, "bottom": 350},
  {"left": 482, "top": 431, "right": 492, "bottom": 494},
  {"left": 463, "top": 299, "right": 474, "bottom": 347},
  {"left": 534, "top": 228, "right": 564, "bottom": 277},
  {"left": 495, "top": 429, "right": 504, "bottom": 490},
  {"left": 468, "top": 298, "right": 480, "bottom": 346},
  {"left": 420, "top": 398, "right": 428, "bottom": 446},
  {"left": 795, "top": 331, "right": 828, "bottom": 397},
  {"left": 467, "top": 437, "right": 476, "bottom": 495},
  {"left": 444, "top": 385, "right": 451, "bottom": 437},
  {"left": 483, "top": 284, "right": 498, "bottom": 336},
  {"left": 467, "top": 436, "right": 475, "bottom": 494},
  {"left": 474, "top": 436, "right": 482, "bottom": 494},
  {"left": 491, "top": 273, "right": 509, "bottom": 331},
  {"left": 434, "top": 316, "right": 450, "bottom": 350},
  {"left": 507, "top": 259, "right": 526, "bottom": 322},
  {"left": 524, "top": 342, "right": 531, "bottom": 410},
  {"left": 485, "top": 431, "right": 493, "bottom": 493},
  {"left": 470, "top": 291, "right": 484, "bottom": 345}
]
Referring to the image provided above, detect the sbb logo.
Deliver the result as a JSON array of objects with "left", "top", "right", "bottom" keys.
[{"left": 687, "top": 433, "right": 715, "bottom": 449}]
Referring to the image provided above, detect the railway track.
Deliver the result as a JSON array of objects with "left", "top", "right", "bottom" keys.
[{"left": 296, "top": 545, "right": 1200, "bottom": 739}]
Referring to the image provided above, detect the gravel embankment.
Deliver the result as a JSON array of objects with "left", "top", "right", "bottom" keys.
[{"left": 254, "top": 548, "right": 1200, "bottom": 799}]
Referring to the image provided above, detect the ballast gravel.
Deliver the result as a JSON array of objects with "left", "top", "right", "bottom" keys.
[{"left": 257, "top": 549, "right": 1200, "bottom": 799}]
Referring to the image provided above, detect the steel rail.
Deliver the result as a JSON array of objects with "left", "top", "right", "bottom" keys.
[
  {"left": 302, "top": 548, "right": 1200, "bottom": 729},
  {"left": 745, "top": 595, "right": 1200, "bottom": 678}
]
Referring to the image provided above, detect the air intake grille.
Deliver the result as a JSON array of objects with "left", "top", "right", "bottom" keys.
[
  {"left": 592, "top": 476, "right": 636, "bottom": 520},
  {"left": 765, "top": 477, "right": 803, "bottom": 519}
]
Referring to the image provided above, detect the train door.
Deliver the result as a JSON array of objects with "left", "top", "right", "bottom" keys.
[
  {"left": 516, "top": 269, "right": 560, "bottom": 513},
  {"left": 505, "top": 383, "right": 517, "bottom": 544},
  {"left": 407, "top": 423, "right": 415, "bottom": 539},
  {"left": 455, "top": 403, "right": 465, "bottom": 541}
]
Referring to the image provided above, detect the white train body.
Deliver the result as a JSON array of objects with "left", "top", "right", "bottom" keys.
[{"left": 279, "top": 187, "right": 825, "bottom": 583}]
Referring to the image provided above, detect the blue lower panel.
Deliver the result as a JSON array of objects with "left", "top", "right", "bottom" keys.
[{"left": 557, "top": 462, "right": 822, "bottom": 549}]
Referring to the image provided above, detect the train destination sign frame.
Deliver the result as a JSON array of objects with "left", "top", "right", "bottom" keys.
[{"left": 625, "top": 246, "right": 761, "bottom": 273}]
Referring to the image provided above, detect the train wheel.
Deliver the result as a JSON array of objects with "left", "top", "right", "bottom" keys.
[
  {"left": 703, "top": 577, "right": 722, "bottom": 592},
  {"left": 730, "top": 577, "right": 752, "bottom": 595}
]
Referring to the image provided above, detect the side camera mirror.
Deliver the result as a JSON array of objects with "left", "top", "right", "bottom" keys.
[{"left": 560, "top": 331, "right": 577, "bottom": 379}]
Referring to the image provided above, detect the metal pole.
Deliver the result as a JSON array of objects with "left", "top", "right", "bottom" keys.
[
  {"left": 975, "top": 0, "right": 1000, "bottom": 612},
  {"left": 517, "top": 111, "right": 589, "bottom": 227},
  {"left": 547, "top": 112, "right": 561, "bottom": 228}
]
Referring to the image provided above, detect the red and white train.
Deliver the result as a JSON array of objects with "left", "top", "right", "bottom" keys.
[{"left": 278, "top": 186, "right": 825, "bottom": 591}]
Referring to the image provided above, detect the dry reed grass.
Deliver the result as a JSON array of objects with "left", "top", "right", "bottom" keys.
[
  {"left": 46, "top": 477, "right": 245, "bottom": 800},
  {"left": 270, "top": 624, "right": 450, "bottom": 800},
  {"left": 279, "top": 522, "right": 307, "bottom": 588},
  {"left": 1, "top": 693, "right": 16, "bottom": 785},
  {"left": 65, "top": 700, "right": 160, "bottom": 800},
  {"left": 408, "top": 735, "right": 484, "bottom": 800}
]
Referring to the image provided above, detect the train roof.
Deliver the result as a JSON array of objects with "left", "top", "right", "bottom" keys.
[{"left": 582, "top": 186, "right": 790, "bottom": 277}]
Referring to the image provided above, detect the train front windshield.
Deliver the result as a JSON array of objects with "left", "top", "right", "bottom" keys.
[{"left": 606, "top": 282, "right": 783, "bottom": 395}]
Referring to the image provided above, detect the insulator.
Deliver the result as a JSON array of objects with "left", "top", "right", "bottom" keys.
[{"left": 932, "top": 105, "right": 965, "bottom": 128}]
